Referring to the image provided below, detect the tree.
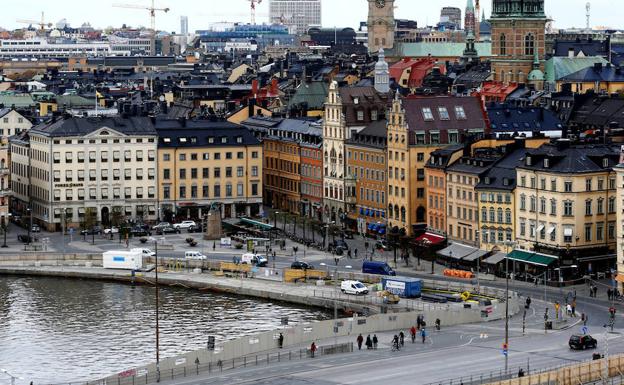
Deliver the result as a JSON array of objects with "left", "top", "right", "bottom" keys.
[{"left": 111, "top": 206, "right": 124, "bottom": 228}]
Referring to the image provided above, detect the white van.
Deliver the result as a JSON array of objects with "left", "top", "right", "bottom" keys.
[
  {"left": 240, "top": 253, "right": 268, "bottom": 267},
  {"left": 340, "top": 280, "right": 369, "bottom": 295},
  {"left": 131, "top": 248, "right": 156, "bottom": 257},
  {"left": 185, "top": 251, "right": 207, "bottom": 260}
]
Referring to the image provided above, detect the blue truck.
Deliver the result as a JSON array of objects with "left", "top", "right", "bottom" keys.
[
  {"left": 381, "top": 276, "right": 423, "bottom": 298},
  {"left": 362, "top": 261, "right": 396, "bottom": 276}
]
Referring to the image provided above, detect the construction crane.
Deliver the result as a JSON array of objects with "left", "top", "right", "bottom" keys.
[
  {"left": 586, "top": 2, "right": 591, "bottom": 30},
  {"left": 113, "top": 0, "right": 170, "bottom": 32},
  {"left": 248, "top": 0, "right": 262, "bottom": 24},
  {"left": 16, "top": 12, "right": 52, "bottom": 31}
]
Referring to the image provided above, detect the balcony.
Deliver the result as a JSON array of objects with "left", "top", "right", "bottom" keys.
[{"left": 0, "top": 167, "right": 9, "bottom": 176}]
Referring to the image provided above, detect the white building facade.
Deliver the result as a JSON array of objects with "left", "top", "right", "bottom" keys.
[{"left": 269, "top": 0, "right": 322, "bottom": 35}]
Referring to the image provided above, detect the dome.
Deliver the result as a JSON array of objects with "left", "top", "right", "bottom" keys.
[{"left": 527, "top": 69, "right": 544, "bottom": 81}]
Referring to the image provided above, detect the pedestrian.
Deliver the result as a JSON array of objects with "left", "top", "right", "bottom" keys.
[
  {"left": 518, "top": 368, "right": 525, "bottom": 377},
  {"left": 356, "top": 333, "right": 363, "bottom": 350},
  {"left": 392, "top": 335, "right": 400, "bottom": 350},
  {"left": 366, "top": 334, "right": 373, "bottom": 350},
  {"left": 589, "top": 284, "right": 594, "bottom": 297},
  {"left": 435, "top": 318, "right": 441, "bottom": 331},
  {"left": 372, "top": 334, "right": 378, "bottom": 349},
  {"left": 278, "top": 333, "right": 284, "bottom": 349},
  {"left": 421, "top": 327, "right": 426, "bottom": 344},
  {"left": 399, "top": 331, "right": 405, "bottom": 347},
  {"left": 310, "top": 341, "right": 317, "bottom": 358},
  {"left": 213, "top": 242, "right": 216, "bottom": 251},
  {"left": 273, "top": 251, "right": 276, "bottom": 260},
  {"left": 571, "top": 299, "right": 576, "bottom": 317},
  {"left": 593, "top": 285, "right": 598, "bottom": 298},
  {"left": 347, "top": 249, "right": 352, "bottom": 259},
  {"left": 608, "top": 288, "right": 613, "bottom": 301},
  {"left": 410, "top": 325, "right": 417, "bottom": 343},
  {"left": 354, "top": 248, "right": 358, "bottom": 259},
  {"left": 525, "top": 296, "right": 531, "bottom": 309},
  {"left": 416, "top": 315, "right": 422, "bottom": 330},
  {"left": 566, "top": 303, "right": 572, "bottom": 317}
]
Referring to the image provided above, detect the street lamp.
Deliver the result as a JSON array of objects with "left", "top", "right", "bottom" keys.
[
  {"left": 501, "top": 240, "right": 516, "bottom": 374},
  {"left": 26, "top": 207, "right": 32, "bottom": 245},
  {"left": 1, "top": 213, "right": 10, "bottom": 248},
  {"left": 148, "top": 236, "right": 161, "bottom": 382},
  {"left": 1, "top": 369, "right": 23, "bottom": 385}
]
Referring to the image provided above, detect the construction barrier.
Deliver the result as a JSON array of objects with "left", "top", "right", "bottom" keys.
[
  {"left": 283, "top": 269, "right": 328, "bottom": 283},
  {"left": 219, "top": 262, "right": 251, "bottom": 273},
  {"left": 443, "top": 269, "right": 474, "bottom": 279}
]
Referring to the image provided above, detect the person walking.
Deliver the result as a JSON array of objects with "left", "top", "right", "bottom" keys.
[
  {"left": 278, "top": 333, "right": 284, "bottom": 349},
  {"left": 608, "top": 288, "right": 613, "bottom": 301},
  {"left": 213, "top": 242, "right": 216, "bottom": 251},
  {"left": 365, "top": 334, "right": 373, "bottom": 350},
  {"left": 525, "top": 296, "right": 531, "bottom": 309},
  {"left": 410, "top": 325, "right": 417, "bottom": 343},
  {"left": 354, "top": 248, "right": 358, "bottom": 259},
  {"left": 356, "top": 334, "right": 364, "bottom": 350},
  {"left": 399, "top": 331, "right": 405, "bottom": 347},
  {"left": 421, "top": 327, "right": 427, "bottom": 344},
  {"left": 593, "top": 285, "right": 598, "bottom": 298},
  {"left": 372, "top": 334, "right": 378, "bottom": 349},
  {"left": 571, "top": 299, "right": 576, "bottom": 317},
  {"left": 310, "top": 341, "right": 317, "bottom": 358}
]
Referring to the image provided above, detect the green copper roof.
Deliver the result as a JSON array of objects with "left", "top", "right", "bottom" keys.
[
  {"left": 287, "top": 81, "right": 329, "bottom": 110},
  {"left": 544, "top": 56, "right": 609, "bottom": 82}
]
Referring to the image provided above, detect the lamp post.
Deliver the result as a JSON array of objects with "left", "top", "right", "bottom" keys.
[
  {"left": 0, "top": 369, "right": 23, "bottom": 385},
  {"left": 1, "top": 214, "right": 10, "bottom": 248},
  {"left": 502, "top": 240, "right": 516, "bottom": 374},
  {"left": 148, "top": 237, "right": 161, "bottom": 382},
  {"left": 26, "top": 207, "right": 32, "bottom": 245}
]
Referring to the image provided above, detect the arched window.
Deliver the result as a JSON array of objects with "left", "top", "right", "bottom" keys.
[
  {"left": 388, "top": 204, "right": 393, "bottom": 218},
  {"left": 489, "top": 207, "right": 495, "bottom": 222},
  {"left": 500, "top": 33, "right": 506, "bottom": 55},
  {"left": 481, "top": 207, "right": 487, "bottom": 222},
  {"left": 394, "top": 204, "right": 399, "bottom": 220},
  {"left": 400, "top": 206, "right": 406, "bottom": 222},
  {"left": 505, "top": 209, "right": 512, "bottom": 224},
  {"left": 525, "top": 33, "right": 535, "bottom": 56},
  {"left": 497, "top": 208, "right": 503, "bottom": 223}
]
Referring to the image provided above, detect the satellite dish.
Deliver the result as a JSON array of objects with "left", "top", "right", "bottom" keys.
[{"left": 159, "top": 95, "right": 165, "bottom": 102}]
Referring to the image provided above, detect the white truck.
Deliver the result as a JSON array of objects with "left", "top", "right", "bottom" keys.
[{"left": 103, "top": 250, "right": 143, "bottom": 270}]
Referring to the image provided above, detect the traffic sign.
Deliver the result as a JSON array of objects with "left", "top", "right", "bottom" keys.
[
  {"left": 581, "top": 326, "right": 588, "bottom": 335},
  {"left": 502, "top": 349, "right": 508, "bottom": 356}
]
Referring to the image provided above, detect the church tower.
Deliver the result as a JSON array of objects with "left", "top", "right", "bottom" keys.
[
  {"left": 490, "top": 0, "right": 547, "bottom": 85},
  {"left": 374, "top": 49, "right": 390, "bottom": 93},
  {"left": 367, "top": 0, "right": 395, "bottom": 53}
]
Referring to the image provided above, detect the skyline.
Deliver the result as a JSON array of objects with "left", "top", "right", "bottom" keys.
[{"left": 0, "top": 0, "right": 621, "bottom": 35}]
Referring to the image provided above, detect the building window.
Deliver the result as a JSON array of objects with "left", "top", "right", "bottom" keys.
[
  {"left": 585, "top": 224, "right": 592, "bottom": 242},
  {"left": 520, "top": 194, "right": 526, "bottom": 210},
  {"left": 454, "top": 106, "right": 466, "bottom": 120},
  {"left": 585, "top": 178, "right": 592, "bottom": 192},
  {"left": 500, "top": 33, "right": 506, "bottom": 55},
  {"left": 564, "top": 201, "right": 573, "bottom": 216},
  {"left": 237, "top": 167, "right": 244, "bottom": 177},
  {"left": 597, "top": 223, "right": 604, "bottom": 241},
  {"left": 609, "top": 197, "right": 616, "bottom": 213},
  {"left": 597, "top": 198, "right": 604, "bottom": 215},
  {"left": 564, "top": 181, "right": 572, "bottom": 192},
  {"left": 179, "top": 169, "right": 186, "bottom": 180},
  {"left": 550, "top": 199, "right": 557, "bottom": 215},
  {"left": 226, "top": 184, "right": 232, "bottom": 197},
  {"left": 422, "top": 108, "right": 434, "bottom": 121},
  {"left": 437, "top": 107, "right": 450, "bottom": 120},
  {"left": 524, "top": 33, "right": 535, "bottom": 56},
  {"left": 214, "top": 185, "right": 221, "bottom": 197},
  {"left": 539, "top": 197, "right": 546, "bottom": 214},
  {"left": 163, "top": 186, "right": 170, "bottom": 199},
  {"left": 585, "top": 200, "right": 592, "bottom": 216}
]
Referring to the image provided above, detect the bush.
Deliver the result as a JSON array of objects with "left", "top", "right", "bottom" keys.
[{"left": 234, "top": 243, "right": 243, "bottom": 249}]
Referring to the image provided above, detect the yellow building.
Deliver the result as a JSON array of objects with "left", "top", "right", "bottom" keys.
[
  {"left": 157, "top": 120, "right": 263, "bottom": 221},
  {"left": 559, "top": 63, "right": 624, "bottom": 94},
  {"left": 515, "top": 141, "right": 619, "bottom": 276}
]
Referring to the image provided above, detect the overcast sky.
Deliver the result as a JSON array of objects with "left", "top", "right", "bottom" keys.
[{"left": 0, "top": 0, "right": 620, "bottom": 33}]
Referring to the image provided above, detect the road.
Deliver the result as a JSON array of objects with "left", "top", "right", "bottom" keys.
[{"left": 159, "top": 296, "right": 624, "bottom": 385}]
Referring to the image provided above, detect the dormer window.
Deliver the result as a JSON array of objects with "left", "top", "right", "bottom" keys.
[
  {"left": 485, "top": 177, "right": 491, "bottom": 184},
  {"left": 371, "top": 109, "right": 378, "bottom": 121},
  {"left": 357, "top": 110, "right": 364, "bottom": 121},
  {"left": 603, "top": 158, "right": 609, "bottom": 168},
  {"left": 422, "top": 107, "right": 434, "bottom": 121},
  {"left": 503, "top": 177, "right": 509, "bottom": 186},
  {"left": 526, "top": 156, "right": 532, "bottom": 166},
  {"left": 353, "top": 97, "right": 359, "bottom": 104},
  {"left": 544, "top": 158, "right": 549, "bottom": 168},
  {"left": 438, "top": 107, "right": 450, "bottom": 120}
]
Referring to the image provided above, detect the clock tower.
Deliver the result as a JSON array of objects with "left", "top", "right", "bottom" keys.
[{"left": 367, "top": 0, "right": 395, "bottom": 53}]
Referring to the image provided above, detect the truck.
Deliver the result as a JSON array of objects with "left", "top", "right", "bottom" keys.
[
  {"left": 381, "top": 276, "right": 423, "bottom": 298},
  {"left": 103, "top": 250, "right": 143, "bottom": 270},
  {"left": 362, "top": 260, "right": 396, "bottom": 276}
]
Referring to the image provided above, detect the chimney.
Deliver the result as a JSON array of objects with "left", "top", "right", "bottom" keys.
[
  {"left": 271, "top": 78, "right": 278, "bottom": 95},
  {"left": 594, "top": 62, "right": 603, "bottom": 72},
  {"left": 556, "top": 138, "right": 571, "bottom": 151},
  {"left": 252, "top": 79, "right": 258, "bottom": 96},
  {"left": 568, "top": 48, "right": 575, "bottom": 58},
  {"left": 178, "top": 116, "right": 187, "bottom": 127},
  {"left": 248, "top": 98, "right": 256, "bottom": 117},
  {"left": 514, "top": 137, "right": 526, "bottom": 149}
]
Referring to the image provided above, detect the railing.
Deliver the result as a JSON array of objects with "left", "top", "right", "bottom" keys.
[
  {"left": 312, "top": 289, "right": 456, "bottom": 313},
  {"left": 42, "top": 342, "right": 353, "bottom": 385}
]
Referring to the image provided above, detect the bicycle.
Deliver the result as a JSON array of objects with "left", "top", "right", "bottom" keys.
[{"left": 391, "top": 341, "right": 400, "bottom": 352}]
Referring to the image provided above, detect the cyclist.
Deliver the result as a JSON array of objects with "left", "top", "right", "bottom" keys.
[
  {"left": 399, "top": 331, "right": 405, "bottom": 347},
  {"left": 392, "top": 335, "right": 400, "bottom": 351}
]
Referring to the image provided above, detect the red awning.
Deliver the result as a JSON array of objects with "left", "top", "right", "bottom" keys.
[{"left": 416, "top": 232, "right": 445, "bottom": 245}]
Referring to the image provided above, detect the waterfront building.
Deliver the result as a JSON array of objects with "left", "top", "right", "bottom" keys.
[
  {"left": 346, "top": 119, "right": 387, "bottom": 235},
  {"left": 0, "top": 137, "right": 9, "bottom": 228},
  {"left": 10, "top": 116, "right": 158, "bottom": 231},
  {"left": 515, "top": 141, "right": 619, "bottom": 275},
  {"left": 269, "top": 0, "right": 322, "bottom": 35},
  {"left": 387, "top": 95, "right": 487, "bottom": 235},
  {"left": 322, "top": 83, "right": 386, "bottom": 226},
  {"left": 263, "top": 119, "right": 321, "bottom": 215}
]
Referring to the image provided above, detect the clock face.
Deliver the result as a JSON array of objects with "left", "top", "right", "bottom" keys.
[{"left": 375, "top": 0, "right": 386, "bottom": 8}]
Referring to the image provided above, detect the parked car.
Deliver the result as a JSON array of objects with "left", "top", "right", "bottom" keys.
[
  {"left": 188, "top": 224, "right": 204, "bottom": 233},
  {"left": 291, "top": 261, "right": 314, "bottom": 270},
  {"left": 103, "top": 227, "right": 119, "bottom": 234},
  {"left": 152, "top": 222, "right": 171, "bottom": 231},
  {"left": 340, "top": 280, "right": 369, "bottom": 295},
  {"left": 31, "top": 224, "right": 41, "bottom": 233},
  {"left": 238, "top": 253, "right": 268, "bottom": 267},
  {"left": 157, "top": 226, "right": 181, "bottom": 235},
  {"left": 173, "top": 221, "right": 197, "bottom": 230},
  {"left": 131, "top": 248, "right": 156, "bottom": 257},
  {"left": 375, "top": 239, "right": 391, "bottom": 251},
  {"left": 333, "top": 239, "right": 349, "bottom": 251},
  {"left": 80, "top": 226, "right": 102, "bottom": 236},
  {"left": 130, "top": 227, "right": 150, "bottom": 237},
  {"left": 17, "top": 234, "right": 33, "bottom": 243},
  {"left": 569, "top": 335, "right": 597, "bottom": 350}
]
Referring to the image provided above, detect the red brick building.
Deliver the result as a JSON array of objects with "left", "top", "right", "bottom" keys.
[{"left": 300, "top": 143, "right": 323, "bottom": 220}]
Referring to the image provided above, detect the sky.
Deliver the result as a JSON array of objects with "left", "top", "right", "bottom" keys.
[{"left": 0, "top": 0, "right": 621, "bottom": 33}]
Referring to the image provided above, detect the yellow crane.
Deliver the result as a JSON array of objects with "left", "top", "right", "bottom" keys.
[
  {"left": 16, "top": 12, "right": 52, "bottom": 31},
  {"left": 112, "top": 0, "right": 170, "bottom": 32}
]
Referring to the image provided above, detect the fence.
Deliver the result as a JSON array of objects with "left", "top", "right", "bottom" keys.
[
  {"left": 46, "top": 342, "right": 353, "bottom": 385},
  {"left": 311, "top": 289, "right": 458, "bottom": 313},
  {"left": 424, "top": 354, "right": 624, "bottom": 385}
]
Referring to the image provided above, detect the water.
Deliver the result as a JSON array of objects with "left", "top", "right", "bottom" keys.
[{"left": 0, "top": 276, "right": 330, "bottom": 384}]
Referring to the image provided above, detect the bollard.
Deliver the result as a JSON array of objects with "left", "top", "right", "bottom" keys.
[
  {"left": 244, "top": 357, "right": 247, "bottom": 367},
  {"left": 208, "top": 362, "right": 211, "bottom": 374},
  {"left": 132, "top": 376, "right": 135, "bottom": 385},
  {"left": 118, "top": 378, "right": 121, "bottom": 385},
  {"left": 256, "top": 355, "right": 258, "bottom": 366}
]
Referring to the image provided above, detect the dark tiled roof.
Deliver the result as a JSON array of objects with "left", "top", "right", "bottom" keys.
[
  {"left": 339, "top": 86, "right": 388, "bottom": 126},
  {"left": 488, "top": 104, "right": 564, "bottom": 133},
  {"left": 553, "top": 39, "right": 609, "bottom": 58},
  {"left": 519, "top": 143, "right": 621, "bottom": 173},
  {"left": 155, "top": 120, "right": 260, "bottom": 148},
  {"left": 31, "top": 116, "right": 157, "bottom": 137},
  {"left": 425, "top": 144, "right": 464, "bottom": 169},
  {"left": 475, "top": 148, "right": 526, "bottom": 191},
  {"left": 347, "top": 119, "right": 388, "bottom": 150},
  {"left": 569, "top": 96, "right": 624, "bottom": 128},
  {"left": 560, "top": 64, "right": 624, "bottom": 83}
]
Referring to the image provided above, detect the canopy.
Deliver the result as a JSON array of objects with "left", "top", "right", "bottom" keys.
[
  {"left": 240, "top": 217, "right": 274, "bottom": 230},
  {"left": 507, "top": 249, "right": 558, "bottom": 267},
  {"left": 416, "top": 232, "right": 445, "bottom": 245},
  {"left": 462, "top": 248, "right": 489, "bottom": 262},
  {"left": 484, "top": 252, "right": 506, "bottom": 265},
  {"left": 438, "top": 243, "right": 480, "bottom": 260}
]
